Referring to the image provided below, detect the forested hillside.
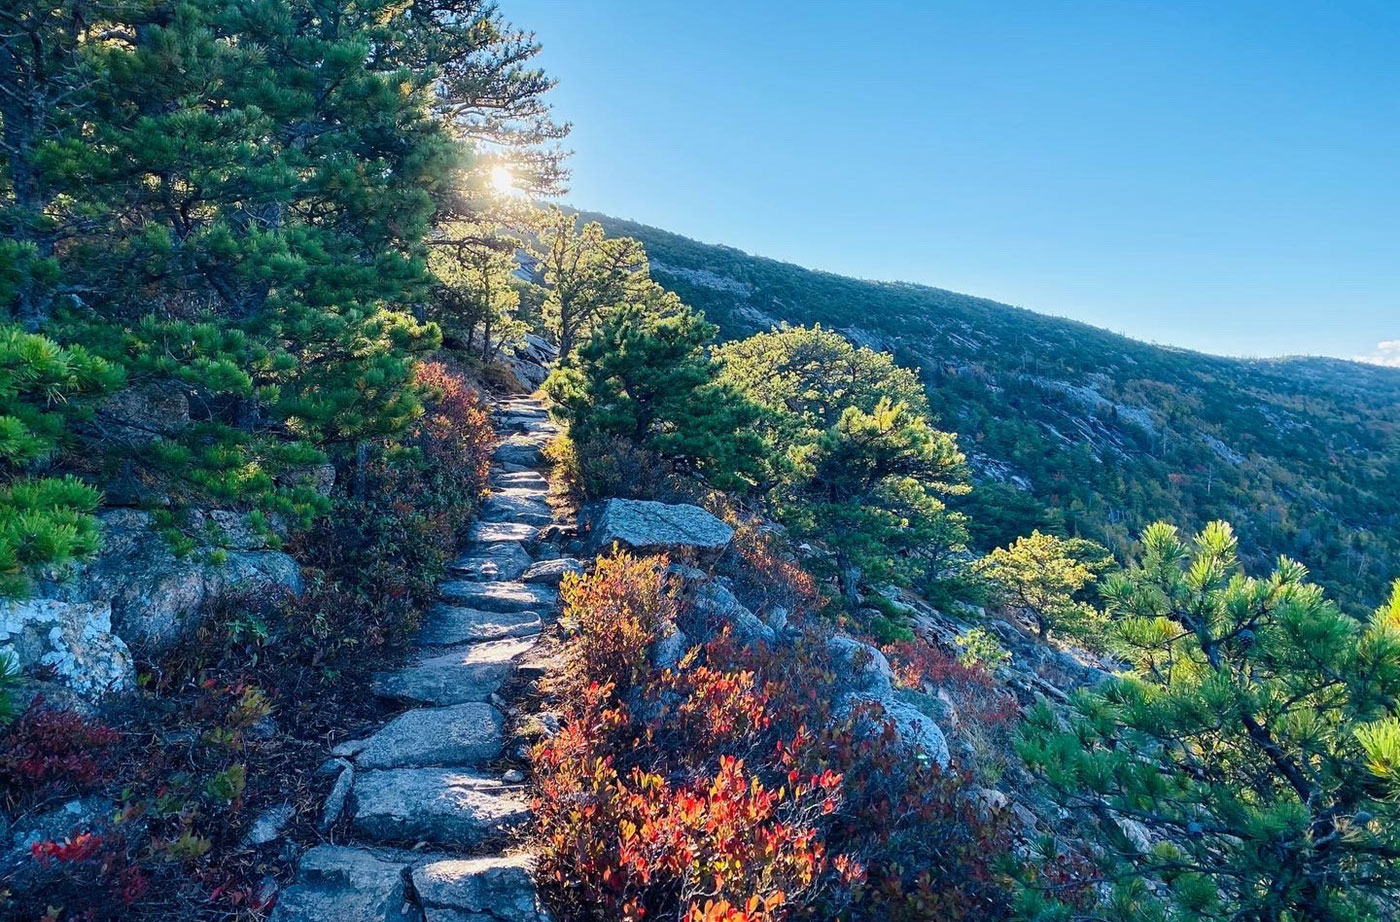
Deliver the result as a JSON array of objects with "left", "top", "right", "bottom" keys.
[{"left": 584, "top": 213, "right": 1400, "bottom": 610}]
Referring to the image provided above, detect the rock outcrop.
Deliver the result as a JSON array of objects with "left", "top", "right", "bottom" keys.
[
  {"left": 589, "top": 498, "right": 733, "bottom": 561},
  {"left": 0, "top": 599, "right": 133, "bottom": 699},
  {"left": 39, "top": 508, "right": 302, "bottom": 653}
]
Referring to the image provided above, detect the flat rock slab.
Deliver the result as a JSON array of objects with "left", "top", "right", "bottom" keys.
[
  {"left": 468, "top": 521, "right": 539, "bottom": 544},
  {"left": 480, "top": 491, "right": 553, "bottom": 526},
  {"left": 373, "top": 638, "right": 535, "bottom": 705},
  {"left": 493, "top": 435, "right": 547, "bottom": 467},
  {"left": 356, "top": 703, "right": 504, "bottom": 770},
  {"left": 499, "top": 415, "right": 558, "bottom": 433},
  {"left": 350, "top": 768, "right": 528, "bottom": 846},
  {"left": 440, "top": 580, "right": 557, "bottom": 613},
  {"left": 449, "top": 543, "right": 533, "bottom": 582},
  {"left": 591, "top": 498, "right": 734, "bottom": 562},
  {"left": 521, "top": 557, "right": 584, "bottom": 585},
  {"left": 495, "top": 403, "right": 546, "bottom": 417},
  {"left": 414, "top": 854, "right": 545, "bottom": 922},
  {"left": 417, "top": 604, "right": 542, "bottom": 646},
  {"left": 268, "top": 846, "right": 414, "bottom": 922},
  {"left": 490, "top": 470, "right": 549, "bottom": 490}
]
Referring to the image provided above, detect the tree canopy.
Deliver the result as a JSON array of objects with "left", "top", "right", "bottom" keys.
[{"left": 1019, "top": 523, "right": 1400, "bottom": 922}]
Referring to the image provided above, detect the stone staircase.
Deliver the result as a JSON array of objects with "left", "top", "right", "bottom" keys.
[{"left": 271, "top": 396, "right": 567, "bottom": 922}]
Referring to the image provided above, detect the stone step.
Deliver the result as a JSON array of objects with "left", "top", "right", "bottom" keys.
[
  {"left": 413, "top": 854, "right": 546, "bottom": 922},
  {"left": 499, "top": 422, "right": 559, "bottom": 441},
  {"left": 267, "top": 846, "right": 415, "bottom": 922},
  {"left": 493, "top": 434, "right": 547, "bottom": 467},
  {"left": 490, "top": 484, "right": 549, "bottom": 501},
  {"left": 350, "top": 768, "right": 529, "bottom": 847},
  {"left": 490, "top": 470, "right": 549, "bottom": 490},
  {"left": 440, "top": 580, "right": 557, "bottom": 613},
  {"left": 355, "top": 703, "right": 504, "bottom": 770},
  {"left": 493, "top": 402, "right": 546, "bottom": 417},
  {"left": 417, "top": 604, "right": 542, "bottom": 646},
  {"left": 373, "top": 637, "right": 535, "bottom": 705},
  {"left": 520, "top": 558, "right": 584, "bottom": 586},
  {"left": 449, "top": 543, "right": 533, "bottom": 581},
  {"left": 480, "top": 492, "right": 553, "bottom": 526},
  {"left": 468, "top": 521, "right": 540, "bottom": 545}
]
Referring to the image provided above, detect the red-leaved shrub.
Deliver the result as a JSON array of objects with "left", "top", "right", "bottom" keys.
[
  {"left": 884, "top": 640, "right": 1021, "bottom": 728},
  {"left": 534, "top": 551, "right": 1020, "bottom": 922},
  {"left": 0, "top": 697, "right": 120, "bottom": 809},
  {"left": 556, "top": 551, "right": 677, "bottom": 702},
  {"left": 295, "top": 360, "right": 495, "bottom": 663}
]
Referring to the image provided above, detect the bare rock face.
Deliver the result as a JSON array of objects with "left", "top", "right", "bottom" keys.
[
  {"left": 101, "top": 382, "right": 190, "bottom": 441},
  {"left": 839, "top": 692, "right": 951, "bottom": 769},
  {"left": 687, "top": 580, "right": 774, "bottom": 646},
  {"left": 590, "top": 499, "right": 734, "bottom": 562},
  {"left": 0, "top": 599, "right": 133, "bottom": 699},
  {"left": 413, "top": 854, "right": 547, "bottom": 922},
  {"left": 268, "top": 846, "right": 417, "bottom": 922},
  {"left": 40, "top": 509, "right": 302, "bottom": 653},
  {"left": 499, "top": 333, "right": 558, "bottom": 391},
  {"left": 825, "top": 635, "right": 896, "bottom": 699}
]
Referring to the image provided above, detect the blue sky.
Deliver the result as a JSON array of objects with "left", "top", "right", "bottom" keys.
[{"left": 506, "top": 0, "right": 1400, "bottom": 363}]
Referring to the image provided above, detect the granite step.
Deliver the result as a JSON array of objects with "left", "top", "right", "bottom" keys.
[
  {"left": 490, "top": 470, "right": 549, "bottom": 490},
  {"left": 448, "top": 543, "right": 534, "bottom": 582},
  {"left": 480, "top": 491, "right": 553, "bottom": 526},
  {"left": 413, "top": 854, "right": 547, "bottom": 922},
  {"left": 350, "top": 768, "right": 529, "bottom": 846},
  {"left": 439, "top": 580, "right": 558, "bottom": 613},
  {"left": 520, "top": 558, "right": 584, "bottom": 585},
  {"left": 355, "top": 703, "right": 504, "bottom": 770},
  {"left": 267, "top": 846, "right": 415, "bottom": 922},
  {"left": 417, "top": 604, "right": 542, "bottom": 646},
  {"left": 467, "top": 521, "right": 540, "bottom": 544},
  {"left": 373, "top": 637, "right": 536, "bottom": 705},
  {"left": 493, "top": 434, "right": 547, "bottom": 466}
]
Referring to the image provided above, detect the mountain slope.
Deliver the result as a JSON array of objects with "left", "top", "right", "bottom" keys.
[{"left": 583, "top": 212, "right": 1400, "bottom": 611}]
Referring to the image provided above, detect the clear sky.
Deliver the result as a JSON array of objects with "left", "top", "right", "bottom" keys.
[{"left": 505, "top": 0, "right": 1400, "bottom": 363}]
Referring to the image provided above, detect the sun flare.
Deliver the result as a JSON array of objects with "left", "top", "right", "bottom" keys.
[{"left": 489, "top": 164, "right": 517, "bottom": 195}]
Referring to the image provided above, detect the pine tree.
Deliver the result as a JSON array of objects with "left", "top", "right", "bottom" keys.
[
  {"left": 429, "top": 222, "right": 526, "bottom": 361},
  {"left": 976, "top": 530, "right": 1099, "bottom": 640},
  {"left": 2, "top": 0, "right": 564, "bottom": 525},
  {"left": 793, "top": 398, "right": 969, "bottom": 595},
  {"left": 532, "top": 208, "right": 649, "bottom": 357},
  {"left": 717, "top": 326, "right": 969, "bottom": 595},
  {"left": 544, "top": 297, "right": 762, "bottom": 490},
  {"left": 1018, "top": 522, "right": 1400, "bottom": 922}
]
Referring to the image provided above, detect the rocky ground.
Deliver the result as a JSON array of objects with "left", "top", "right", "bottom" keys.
[{"left": 271, "top": 396, "right": 569, "bottom": 922}]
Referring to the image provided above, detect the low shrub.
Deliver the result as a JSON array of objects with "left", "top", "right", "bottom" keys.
[
  {"left": 535, "top": 552, "right": 1021, "bottom": 922},
  {"left": 884, "top": 640, "right": 1020, "bottom": 730},
  {"left": 718, "top": 509, "right": 826, "bottom": 624},
  {"left": 26, "top": 831, "right": 150, "bottom": 919},
  {"left": 556, "top": 551, "right": 677, "bottom": 704},
  {"left": 0, "top": 697, "right": 120, "bottom": 810},
  {"left": 295, "top": 360, "right": 494, "bottom": 666}
]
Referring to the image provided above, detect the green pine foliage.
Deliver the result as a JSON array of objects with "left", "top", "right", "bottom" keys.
[
  {"left": 1018, "top": 522, "right": 1400, "bottom": 922},
  {"left": 544, "top": 298, "right": 763, "bottom": 492},
  {"left": 1, "top": 0, "right": 564, "bottom": 583},
  {"left": 717, "top": 324, "right": 971, "bottom": 595},
  {"left": 532, "top": 208, "right": 652, "bottom": 357},
  {"left": 0, "top": 325, "right": 121, "bottom": 594},
  {"left": 976, "top": 530, "right": 1104, "bottom": 642}
]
